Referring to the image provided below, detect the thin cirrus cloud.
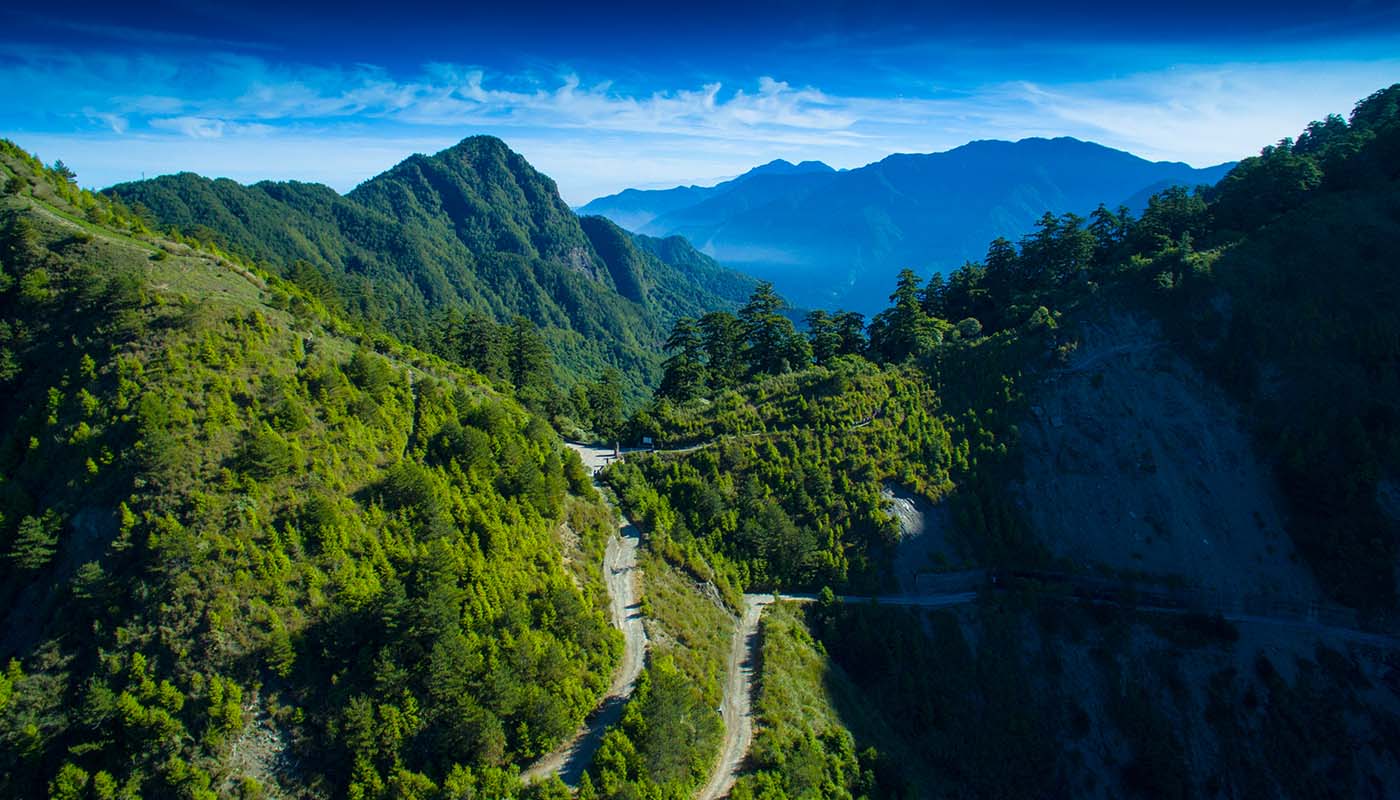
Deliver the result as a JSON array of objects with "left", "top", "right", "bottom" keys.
[
  {"left": 147, "top": 116, "right": 275, "bottom": 139},
  {"left": 1, "top": 45, "right": 1396, "bottom": 202},
  {"left": 1007, "top": 60, "right": 1400, "bottom": 164}
]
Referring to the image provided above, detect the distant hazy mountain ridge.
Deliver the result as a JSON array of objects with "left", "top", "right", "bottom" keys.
[
  {"left": 581, "top": 158, "right": 836, "bottom": 231},
  {"left": 580, "top": 138, "right": 1233, "bottom": 312}
]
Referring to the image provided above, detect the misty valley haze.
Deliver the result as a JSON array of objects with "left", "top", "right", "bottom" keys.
[{"left": 581, "top": 137, "right": 1233, "bottom": 312}]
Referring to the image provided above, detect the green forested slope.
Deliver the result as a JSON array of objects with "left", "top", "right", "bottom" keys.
[
  {"left": 0, "top": 143, "right": 620, "bottom": 799},
  {"left": 617, "top": 83, "right": 1400, "bottom": 607},
  {"left": 584, "top": 556, "right": 732, "bottom": 800},
  {"left": 630, "top": 231, "right": 761, "bottom": 307},
  {"left": 105, "top": 137, "right": 754, "bottom": 404},
  {"left": 4, "top": 79, "right": 1399, "bottom": 800},
  {"left": 594, "top": 85, "right": 1400, "bottom": 800},
  {"left": 609, "top": 361, "right": 966, "bottom": 595}
]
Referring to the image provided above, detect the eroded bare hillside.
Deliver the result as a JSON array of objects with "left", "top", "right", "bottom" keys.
[{"left": 1016, "top": 313, "right": 1319, "bottom": 601}]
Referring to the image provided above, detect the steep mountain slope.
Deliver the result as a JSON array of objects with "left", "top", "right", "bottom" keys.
[
  {"left": 631, "top": 230, "right": 758, "bottom": 304},
  {"left": 582, "top": 138, "right": 1232, "bottom": 312},
  {"left": 1016, "top": 312, "right": 1318, "bottom": 601},
  {"left": 599, "top": 86, "right": 1400, "bottom": 800},
  {"left": 579, "top": 216, "right": 759, "bottom": 314},
  {"left": 105, "top": 137, "right": 755, "bottom": 402},
  {"left": 0, "top": 143, "right": 623, "bottom": 798}
]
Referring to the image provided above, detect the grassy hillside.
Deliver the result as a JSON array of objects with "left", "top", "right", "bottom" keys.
[
  {"left": 104, "top": 138, "right": 755, "bottom": 405},
  {"left": 0, "top": 142, "right": 621, "bottom": 799}
]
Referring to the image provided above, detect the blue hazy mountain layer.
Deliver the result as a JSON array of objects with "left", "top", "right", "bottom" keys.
[{"left": 580, "top": 138, "right": 1233, "bottom": 312}]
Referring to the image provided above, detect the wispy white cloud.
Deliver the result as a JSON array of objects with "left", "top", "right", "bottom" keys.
[
  {"left": 147, "top": 116, "right": 275, "bottom": 139},
  {"left": 1, "top": 44, "right": 1395, "bottom": 202},
  {"left": 998, "top": 61, "right": 1400, "bottom": 164},
  {"left": 29, "top": 18, "right": 283, "bottom": 53},
  {"left": 81, "top": 109, "right": 127, "bottom": 134}
]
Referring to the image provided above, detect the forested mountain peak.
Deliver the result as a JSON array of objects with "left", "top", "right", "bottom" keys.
[
  {"left": 0, "top": 141, "right": 624, "bottom": 798},
  {"left": 105, "top": 136, "right": 758, "bottom": 405},
  {"left": 347, "top": 135, "right": 597, "bottom": 278}
]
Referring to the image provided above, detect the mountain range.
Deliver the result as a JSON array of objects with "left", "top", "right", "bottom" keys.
[
  {"left": 3, "top": 83, "right": 1400, "bottom": 800},
  {"left": 105, "top": 137, "right": 756, "bottom": 400},
  {"left": 579, "top": 137, "right": 1234, "bottom": 312}
]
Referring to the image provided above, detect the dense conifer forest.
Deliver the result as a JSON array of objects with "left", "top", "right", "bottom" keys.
[
  {"left": 1, "top": 83, "right": 1398, "bottom": 800},
  {"left": 594, "top": 85, "right": 1400, "bottom": 799},
  {"left": 0, "top": 143, "right": 622, "bottom": 798},
  {"left": 104, "top": 138, "right": 758, "bottom": 406},
  {"left": 618, "top": 84, "right": 1400, "bottom": 607}
]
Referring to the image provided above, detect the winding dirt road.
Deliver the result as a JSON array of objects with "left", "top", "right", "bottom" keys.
[
  {"left": 525, "top": 441, "right": 1400, "bottom": 799},
  {"left": 522, "top": 444, "right": 648, "bottom": 787},
  {"left": 697, "top": 596, "right": 768, "bottom": 800},
  {"left": 696, "top": 576, "right": 1400, "bottom": 800},
  {"left": 697, "top": 588, "right": 980, "bottom": 800}
]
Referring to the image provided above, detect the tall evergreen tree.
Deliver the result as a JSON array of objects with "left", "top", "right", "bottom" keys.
[
  {"left": 1052, "top": 212, "right": 1095, "bottom": 284},
  {"left": 921, "top": 273, "right": 946, "bottom": 318},
  {"left": 870, "top": 269, "right": 938, "bottom": 362},
  {"left": 8, "top": 511, "right": 60, "bottom": 572},
  {"left": 1018, "top": 212, "right": 1059, "bottom": 289},
  {"left": 1019, "top": 212, "right": 1094, "bottom": 287},
  {"left": 699, "top": 311, "right": 745, "bottom": 391},
  {"left": 805, "top": 310, "right": 841, "bottom": 366},
  {"left": 658, "top": 317, "right": 707, "bottom": 401},
  {"left": 462, "top": 312, "right": 509, "bottom": 384},
  {"left": 982, "top": 236, "right": 1019, "bottom": 310},
  {"left": 738, "top": 282, "right": 803, "bottom": 376},
  {"left": 588, "top": 368, "right": 625, "bottom": 439},
  {"left": 833, "top": 311, "right": 868, "bottom": 357},
  {"left": 941, "top": 262, "right": 991, "bottom": 325},
  {"left": 1131, "top": 186, "right": 1207, "bottom": 252},
  {"left": 50, "top": 160, "right": 76, "bottom": 184},
  {"left": 507, "top": 316, "right": 552, "bottom": 409},
  {"left": 1088, "top": 203, "right": 1131, "bottom": 267}
]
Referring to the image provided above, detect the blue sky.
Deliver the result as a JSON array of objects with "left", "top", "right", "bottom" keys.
[{"left": 2, "top": 1, "right": 1397, "bottom": 203}]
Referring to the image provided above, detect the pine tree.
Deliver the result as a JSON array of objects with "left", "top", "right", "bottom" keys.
[
  {"left": 1088, "top": 203, "right": 1130, "bottom": 267},
  {"left": 738, "top": 282, "right": 802, "bottom": 376},
  {"left": 870, "top": 269, "right": 938, "bottom": 362},
  {"left": 921, "top": 273, "right": 947, "bottom": 318},
  {"left": 507, "top": 316, "right": 552, "bottom": 409},
  {"left": 658, "top": 318, "right": 706, "bottom": 401},
  {"left": 51, "top": 160, "right": 76, "bottom": 184},
  {"left": 833, "top": 311, "right": 867, "bottom": 357},
  {"left": 9, "top": 511, "right": 60, "bottom": 571},
  {"left": 981, "top": 236, "right": 1019, "bottom": 313},
  {"left": 941, "top": 262, "right": 990, "bottom": 326},
  {"left": 699, "top": 311, "right": 745, "bottom": 391},
  {"left": 462, "top": 312, "right": 509, "bottom": 384},
  {"left": 588, "top": 368, "right": 625, "bottom": 439},
  {"left": 805, "top": 310, "right": 841, "bottom": 366}
]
